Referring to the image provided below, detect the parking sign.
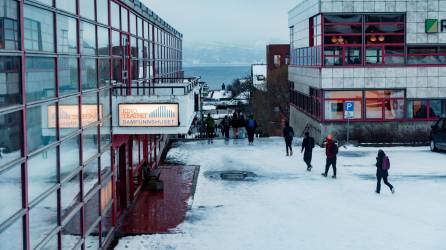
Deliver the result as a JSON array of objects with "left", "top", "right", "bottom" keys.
[{"left": 344, "top": 101, "right": 355, "bottom": 119}]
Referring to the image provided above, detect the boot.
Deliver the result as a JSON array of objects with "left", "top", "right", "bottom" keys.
[{"left": 321, "top": 173, "right": 327, "bottom": 177}]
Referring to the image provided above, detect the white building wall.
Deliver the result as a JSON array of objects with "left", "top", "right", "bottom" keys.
[
  {"left": 288, "top": 0, "right": 320, "bottom": 49},
  {"left": 289, "top": 66, "right": 321, "bottom": 94}
]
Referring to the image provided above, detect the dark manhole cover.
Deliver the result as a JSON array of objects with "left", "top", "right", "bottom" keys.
[{"left": 204, "top": 171, "right": 257, "bottom": 181}]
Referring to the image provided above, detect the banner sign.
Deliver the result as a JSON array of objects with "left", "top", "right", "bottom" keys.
[{"left": 118, "top": 103, "right": 179, "bottom": 127}]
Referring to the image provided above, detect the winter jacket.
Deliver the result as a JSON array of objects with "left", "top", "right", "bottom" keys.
[
  {"left": 283, "top": 126, "right": 295, "bottom": 141},
  {"left": 231, "top": 116, "right": 239, "bottom": 128},
  {"left": 302, "top": 137, "right": 315, "bottom": 152},
  {"left": 205, "top": 117, "right": 215, "bottom": 129},
  {"left": 246, "top": 119, "right": 257, "bottom": 129},
  {"left": 325, "top": 140, "right": 338, "bottom": 159},
  {"left": 376, "top": 151, "right": 389, "bottom": 177}
]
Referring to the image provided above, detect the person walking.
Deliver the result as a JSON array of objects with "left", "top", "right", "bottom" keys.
[
  {"left": 301, "top": 132, "right": 315, "bottom": 171},
  {"left": 231, "top": 111, "right": 239, "bottom": 142},
  {"left": 283, "top": 121, "right": 295, "bottom": 156},
  {"left": 321, "top": 134, "right": 338, "bottom": 178},
  {"left": 238, "top": 112, "right": 246, "bottom": 139},
  {"left": 246, "top": 115, "right": 257, "bottom": 145},
  {"left": 205, "top": 114, "right": 215, "bottom": 144},
  {"left": 375, "top": 149, "right": 395, "bottom": 194},
  {"left": 220, "top": 116, "right": 231, "bottom": 141}
]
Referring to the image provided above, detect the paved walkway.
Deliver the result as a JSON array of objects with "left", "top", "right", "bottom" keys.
[{"left": 120, "top": 165, "right": 199, "bottom": 235}]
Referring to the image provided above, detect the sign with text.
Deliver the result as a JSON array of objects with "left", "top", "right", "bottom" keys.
[
  {"left": 119, "top": 103, "right": 179, "bottom": 127},
  {"left": 48, "top": 105, "right": 103, "bottom": 128}
]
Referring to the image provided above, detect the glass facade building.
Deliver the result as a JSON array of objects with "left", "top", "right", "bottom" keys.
[
  {"left": 0, "top": 0, "right": 182, "bottom": 249},
  {"left": 288, "top": 0, "right": 446, "bottom": 143}
]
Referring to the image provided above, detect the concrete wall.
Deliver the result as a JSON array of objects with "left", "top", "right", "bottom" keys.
[
  {"left": 289, "top": 66, "right": 321, "bottom": 94},
  {"left": 289, "top": 0, "right": 320, "bottom": 48}
]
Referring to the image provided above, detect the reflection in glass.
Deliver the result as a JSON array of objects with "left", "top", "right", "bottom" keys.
[
  {"left": 366, "top": 100, "right": 383, "bottom": 119},
  {"left": 0, "top": 164, "right": 22, "bottom": 224},
  {"left": 25, "top": 57, "right": 55, "bottom": 102},
  {"left": 57, "top": 15, "right": 77, "bottom": 54},
  {"left": 27, "top": 146, "right": 57, "bottom": 203},
  {"left": 130, "top": 13, "right": 136, "bottom": 35},
  {"left": 82, "top": 58, "right": 97, "bottom": 90},
  {"left": 98, "top": 26, "right": 109, "bottom": 55},
  {"left": 0, "top": 0, "right": 19, "bottom": 50},
  {"left": 83, "top": 159, "right": 98, "bottom": 195},
  {"left": 121, "top": 8, "right": 128, "bottom": 32},
  {"left": 61, "top": 173, "right": 80, "bottom": 217},
  {"left": 83, "top": 125, "right": 98, "bottom": 162},
  {"left": 384, "top": 100, "right": 404, "bottom": 119},
  {"left": 29, "top": 191, "right": 58, "bottom": 249},
  {"left": 79, "top": 0, "right": 95, "bottom": 20},
  {"left": 98, "top": 59, "right": 110, "bottom": 87},
  {"left": 58, "top": 96, "right": 80, "bottom": 137},
  {"left": 97, "top": 0, "right": 108, "bottom": 25},
  {"left": 0, "top": 56, "right": 20, "bottom": 108},
  {"left": 56, "top": 0, "right": 76, "bottom": 14},
  {"left": 100, "top": 89, "right": 110, "bottom": 117},
  {"left": 100, "top": 150, "right": 111, "bottom": 175},
  {"left": 81, "top": 21, "right": 96, "bottom": 55},
  {"left": 58, "top": 57, "right": 79, "bottom": 96},
  {"left": 110, "top": 2, "right": 119, "bottom": 29},
  {"left": 82, "top": 91, "right": 99, "bottom": 127},
  {"left": 0, "top": 217, "right": 23, "bottom": 250},
  {"left": 27, "top": 105, "right": 56, "bottom": 152},
  {"left": 60, "top": 136, "right": 80, "bottom": 179},
  {"left": 24, "top": 5, "right": 54, "bottom": 52},
  {"left": 61, "top": 208, "right": 81, "bottom": 249}
]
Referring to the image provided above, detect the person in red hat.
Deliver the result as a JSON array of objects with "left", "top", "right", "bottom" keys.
[{"left": 322, "top": 134, "right": 339, "bottom": 178}]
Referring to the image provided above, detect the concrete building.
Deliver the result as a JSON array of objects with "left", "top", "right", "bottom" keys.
[
  {"left": 251, "top": 64, "right": 267, "bottom": 91},
  {"left": 288, "top": 0, "right": 446, "bottom": 143},
  {"left": 0, "top": 0, "right": 199, "bottom": 249}
]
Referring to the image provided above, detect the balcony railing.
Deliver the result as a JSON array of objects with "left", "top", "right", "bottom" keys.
[{"left": 112, "top": 77, "right": 201, "bottom": 97}]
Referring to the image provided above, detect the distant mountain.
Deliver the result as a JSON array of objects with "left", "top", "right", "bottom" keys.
[{"left": 183, "top": 41, "right": 266, "bottom": 66}]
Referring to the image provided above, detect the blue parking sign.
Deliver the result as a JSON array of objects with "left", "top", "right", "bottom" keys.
[{"left": 344, "top": 101, "right": 355, "bottom": 112}]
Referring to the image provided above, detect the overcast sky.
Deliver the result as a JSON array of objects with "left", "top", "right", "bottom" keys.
[{"left": 142, "top": 0, "right": 300, "bottom": 46}]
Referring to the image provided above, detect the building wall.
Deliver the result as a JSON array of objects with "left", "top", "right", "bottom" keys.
[
  {"left": 266, "top": 44, "right": 290, "bottom": 75},
  {"left": 0, "top": 0, "right": 182, "bottom": 249},
  {"left": 288, "top": 0, "right": 320, "bottom": 48}
]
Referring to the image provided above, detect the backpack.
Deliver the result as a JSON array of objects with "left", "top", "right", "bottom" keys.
[
  {"left": 248, "top": 119, "right": 256, "bottom": 128},
  {"left": 382, "top": 156, "right": 390, "bottom": 171}
]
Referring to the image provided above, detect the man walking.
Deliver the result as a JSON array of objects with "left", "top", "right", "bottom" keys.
[
  {"left": 205, "top": 114, "right": 215, "bottom": 144},
  {"left": 321, "top": 134, "right": 338, "bottom": 178},
  {"left": 301, "top": 132, "right": 315, "bottom": 171},
  {"left": 283, "top": 121, "right": 295, "bottom": 156},
  {"left": 246, "top": 115, "right": 257, "bottom": 145}
]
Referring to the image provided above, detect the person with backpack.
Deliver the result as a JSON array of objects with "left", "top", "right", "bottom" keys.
[
  {"left": 246, "top": 115, "right": 257, "bottom": 145},
  {"left": 301, "top": 132, "right": 315, "bottom": 171},
  {"left": 321, "top": 134, "right": 338, "bottom": 178},
  {"left": 375, "top": 149, "right": 395, "bottom": 194},
  {"left": 205, "top": 114, "right": 215, "bottom": 144},
  {"left": 283, "top": 121, "right": 295, "bottom": 156}
]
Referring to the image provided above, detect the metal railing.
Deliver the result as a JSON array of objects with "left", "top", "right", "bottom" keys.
[{"left": 112, "top": 77, "right": 201, "bottom": 96}]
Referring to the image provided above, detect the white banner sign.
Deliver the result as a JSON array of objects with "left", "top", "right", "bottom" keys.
[{"left": 119, "top": 103, "right": 179, "bottom": 127}]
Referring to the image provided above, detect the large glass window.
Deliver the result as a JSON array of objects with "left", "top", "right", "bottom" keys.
[
  {"left": 81, "top": 22, "right": 96, "bottom": 55},
  {"left": 56, "top": 0, "right": 76, "bottom": 14},
  {"left": 61, "top": 173, "right": 80, "bottom": 217},
  {"left": 82, "top": 58, "right": 97, "bottom": 90},
  {"left": 323, "top": 91, "right": 363, "bottom": 120},
  {"left": 79, "top": 0, "right": 95, "bottom": 20},
  {"left": 365, "top": 90, "right": 405, "bottom": 120},
  {"left": 121, "top": 7, "right": 128, "bottom": 32},
  {"left": 25, "top": 57, "right": 55, "bottom": 102},
  {"left": 0, "top": 111, "right": 21, "bottom": 167},
  {"left": 98, "top": 59, "right": 110, "bottom": 87},
  {"left": 0, "top": 56, "right": 20, "bottom": 108},
  {"left": 61, "top": 207, "right": 81, "bottom": 248},
  {"left": 408, "top": 100, "right": 446, "bottom": 119},
  {"left": 27, "top": 146, "right": 57, "bottom": 203},
  {"left": 97, "top": 0, "right": 108, "bottom": 25},
  {"left": 60, "top": 136, "right": 80, "bottom": 179},
  {"left": 110, "top": 1, "right": 120, "bottom": 29},
  {"left": 83, "top": 159, "right": 99, "bottom": 196},
  {"left": 58, "top": 57, "right": 79, "bottom": 96},
  {"left": 82, "top": 91, "right": 99, "bottom": 127},
  {"left": 98, "top": 26, "right": 109, "bottom": 55},
  {"left": 111, "top": 30, "right": 121, "bottom": 56},
  {"left": 29, "top": 191, "right": 58, "bottom": 249},
  {"left": 0, "top": 0, "right": 19, "bottom": 50},
  {"left": 0, "top": 163, "right": 22, "bottom": 224},
  {"left": 24, "top": 5, "right": 54, "bottom": 52},
  {"left": 58, "top": 96, "right": 80, "bottom": 137},
  {"left": 27, "top": 104, "right": 56, "bottom": 152},
  {"left": 0, "top": 216, "right": 23, "bottom": 250},
  {"left": 83, "top": 125, "right": 98, "bottom": 162},
  {"left": 57, "top": 14, "right": 77, "bottom": 54},
  {"left": 130, "top": 13, "right": 136, "bottom": 35}
]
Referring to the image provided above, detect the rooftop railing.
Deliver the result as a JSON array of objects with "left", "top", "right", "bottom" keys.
[{"left": 112, "top": 77, "right": 201, "bottom": 97}]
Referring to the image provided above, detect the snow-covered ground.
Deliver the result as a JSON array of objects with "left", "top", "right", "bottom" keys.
[{"left": 116, "top": 138, "right": 446, "bottom": 250}]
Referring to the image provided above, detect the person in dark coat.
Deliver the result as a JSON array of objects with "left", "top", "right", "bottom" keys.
[
  {"left": 321, "top": 134, "right": 338, "bottom": 178},
  {"left": 283, "top": 121, "right": 295, "bottom": 156},
  {"left": 246, "top": 115, "right": 257, "bottom": 145},
  {"left": 301, "top": 132, "right": 315, "bottom": 171},
  {"left": 375, "top": 149, "right": 395, "bottom": 194},
  {"left": 231, "top": 111, "right": 239, "bottom": 141},
  {"left": 205, "top": 114, "right": 215, "bottom": 144},
  {"left": 220, "top": 116, "right": 231, "bottom": 141}
]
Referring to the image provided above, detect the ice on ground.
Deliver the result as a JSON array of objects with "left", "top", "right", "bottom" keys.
[{"left": 115, "top": 137, "right": 446, "bottom": 250}]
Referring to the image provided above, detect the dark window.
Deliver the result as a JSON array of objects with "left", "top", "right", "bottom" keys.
[
  {"left": 0, "top": 56, "right": 20, "bottom": 108},
  {"left": 81, "top": 58, "right": 97, "bottom": 90},
  {"left": 57, "top": 14, "right": 77, "bottom": 54},
  {"left": 98, "top": 26, "right": 109, "bottom": 55},
  {"left": 26, "top": 57, "right": 55, "bottom": 102},
  {"left": 56, "top": 0, "right": 76, "bottom": 14},
  {"left": 80, "top": 21, "right": 96, "bottom": 55},
  {"left": 79, "top": 0, "right": 95, "bottom": 20},
  {"left": 110, "top": 1, "right": 120, "bottom": 29},
  {"left": 97, "top": 0, "right": 108, "bottom": 25},
  {"left": 366, "top": 48, "right": 383, "bottom": 64},
  {"left": 0, "top": 0, "right": 19, "bottom": 50},
  {"left": 24, "top": 5, "right": 54, "bottom": 52},
  {"left": 27, "top": 104, "right": 56, "bottom": 152},
  {"left": 0, "top": 111, "right": 22, "bottom": 167},
  {"left": 112, "top": 58, "right": 122, "bottom": 82},
  {"left": 58, "top": 57, "right": 79, "bottom": 96}
]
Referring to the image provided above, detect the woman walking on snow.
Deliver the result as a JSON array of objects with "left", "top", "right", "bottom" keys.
[{"left": 375, "top": 149, "right": 395, "bottom": 194}]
